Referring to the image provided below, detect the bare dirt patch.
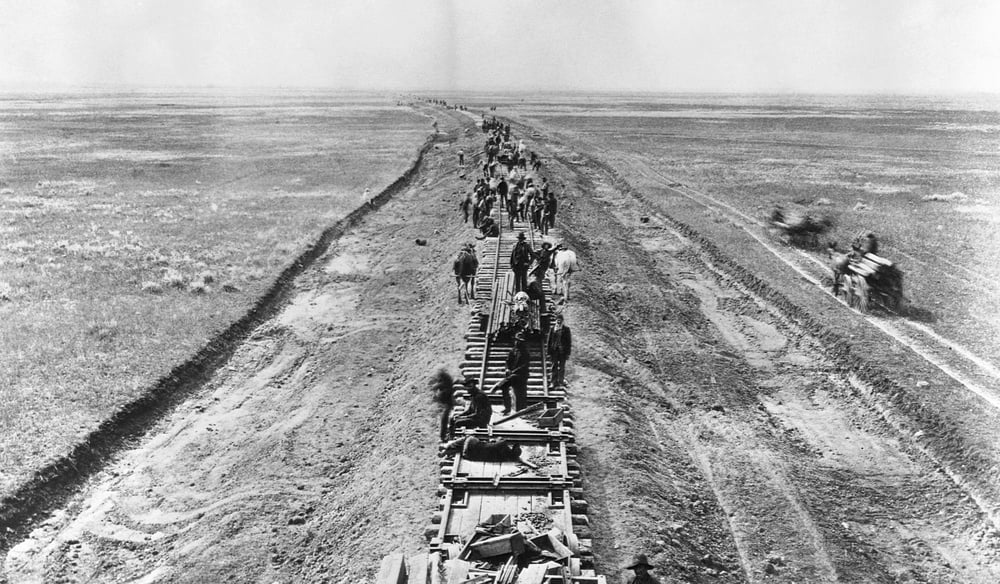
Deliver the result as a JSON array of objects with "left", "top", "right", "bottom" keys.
[{"left": 0, "top": 92, "right": 431, "bottom": 505}]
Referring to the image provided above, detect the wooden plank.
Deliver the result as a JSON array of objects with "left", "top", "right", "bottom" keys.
[
  {"left": 429, "top": 553, "right": 442, "bottom": 584},
  {"left": 458, "top": 491, "right": 485, "bottom": 538},
  {"left": 408, "top": 554, "right": 429, "bottom": 584},
  {"left": 514, "top": 564, "right": 549, "bottom": 584},
  {"left": 376, "top": 553, "right": 408, "bottom": 584},
  {"left": 445, "top": 559, "right": 470, "bottom": 584}
]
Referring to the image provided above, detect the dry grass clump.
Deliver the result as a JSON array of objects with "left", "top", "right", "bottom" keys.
[
  {"left": 0, "top": 281, "right": 14, "bottom": 302},
  {"left": 162, "top": 268, "right": 187, "bottom": 289},
  {"left": 922, "top": 192, "right": 968, "bottom": 203},
  {"left": 140, "top": 281, "right": 164, "bottom": 294},
  {"left": 85, "top": 320, "right": 119, "bottom": 342}
]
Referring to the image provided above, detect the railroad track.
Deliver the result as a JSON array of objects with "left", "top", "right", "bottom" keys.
[{"left": 377, "top": 145, "right": 605, "bottom": 584}]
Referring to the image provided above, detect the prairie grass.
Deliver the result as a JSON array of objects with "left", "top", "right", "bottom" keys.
[
  {"left": 530, "top": 96, "right": 1000, "bottom": 362},
  {"left": 0, "top": 92, "right": 429, "bottom": 495}
]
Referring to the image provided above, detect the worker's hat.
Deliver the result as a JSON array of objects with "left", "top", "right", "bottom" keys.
[
  {"left": 625, "top": 554, "right": 654, "bottom": 569},
  {"left": 517, "top": 232, "right": 526, "bottom": 240}
]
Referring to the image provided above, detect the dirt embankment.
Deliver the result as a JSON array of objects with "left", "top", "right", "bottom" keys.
[
  {"left": 5, "top": 105, "right": 1000, "bottom": 584},
  {"left": 0, "top": 107, "right": 471, "bottom": 582}
]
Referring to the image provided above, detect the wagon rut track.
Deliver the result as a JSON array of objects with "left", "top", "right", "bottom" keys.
[{"left": 500, "top": 113, "right": 1000, "bottom": 582}]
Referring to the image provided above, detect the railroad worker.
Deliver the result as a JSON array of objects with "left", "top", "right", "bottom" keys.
[
  {"left": 460, "top": 193, "right": 473, "bottom": 224},
  {"left": 497, "top": 177, "right": 509, "bottom": 208},
  {"left": 430, "top": 369, "right": 458, "bottom": 442},
  {"left": 458, "top": 148, "right": 465, "bottom": 166},
  {"left": 506, "top": 185, "right": 520, "bottom": 229},
  {"left": 476, "top": 216, "right": 500, "bottom": 239},
  {"left": 440, "top": 436, "right": 524, "bottom": 463},
  {"left": 543, "top": 192, "right": 558, "bottom": 233},
  {"left": 525, "top": 275, "right": 546, "bottom": 317},
  {"left": 496, "top": 331, "right": 531, "bottom": 414},
  {"left": 532, "top": 241, "right": 554, "bottom": 283},
  {"left": 624, "top": 554, "right": 661, "bottom": 584},
  {"left": 452, "top": 380, "right": 492, "bottom": 432},
  {"left": 364, "top": 187, "right": 372, "bottom": 207},
  {"left": 546, "top": 313, "right": 572, "bottom": 388},
  {"left": 510, "top": 232, "right": 535, "bottom": 293}
]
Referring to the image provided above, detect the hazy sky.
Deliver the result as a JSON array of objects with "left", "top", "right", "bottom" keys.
[{"left": 1, "top": 0, "right": 998, "bottom": 93}]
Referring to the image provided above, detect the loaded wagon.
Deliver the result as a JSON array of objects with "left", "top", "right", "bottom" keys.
[
  {"left": 834, "top": 252, "right": 904, "bottom": 313},
  {"left": 769, "top": 206, "right": 833, "bottom": 249}
]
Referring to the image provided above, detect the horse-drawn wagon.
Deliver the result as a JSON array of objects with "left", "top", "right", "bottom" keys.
[
  {"left": 832, "top": 251, "right": 904, "bottom": 313},
  {"left": 769, "top": 205, "right": 832, "bottom": 248}
]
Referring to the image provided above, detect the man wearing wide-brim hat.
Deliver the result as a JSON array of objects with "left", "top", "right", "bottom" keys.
[
  {"left": 509, "top": 231, "right": 535, "bottom": 293},
  {"left": 625, "top": 553, "right": 660, "bottom": 584},
  {"left": 495, "top": 330, "right": 530, "bottom": 414}
]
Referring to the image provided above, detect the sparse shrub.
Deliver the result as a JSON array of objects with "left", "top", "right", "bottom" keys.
[
  {"left": 244, "top": 267, "right": 267, "bottom": 281},
  {"left": 814, "top": 197, "right": 833, "bottom": 206},
  {"left": 86, "top": 320, "right": 119, "bottom": 342},
  {"left": 198, "top": 270, "right": 215, "bottom": 284},
  {"left": 187, "top": 281, "right": 211, "bottom": 294},
  {"left": 0, "top": 282, "right": 13, "bottom": 301},
  {"left": 222, "top": 283, "right": 241, "bottom": 293},
  {"left": 140, "top": 281, "right": 164, "bottom": 294},
  {"left": 161, "top": 268, "right": 187, "bottom": 289}
]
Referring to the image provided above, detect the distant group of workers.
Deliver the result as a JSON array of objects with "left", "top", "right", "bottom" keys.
[{"left": 430, "top": 108, "right": 660, "bottom": 584}]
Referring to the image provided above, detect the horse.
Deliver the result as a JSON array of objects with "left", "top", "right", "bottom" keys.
[
  {"left": 826, "top": 242, "right": 869, "bottom": 310},
  {"left": 454, "top": 247, "right": 479, "bottom": 304},
  {"left": 552, "top": 246, "right": 578, "bottom": 302}
]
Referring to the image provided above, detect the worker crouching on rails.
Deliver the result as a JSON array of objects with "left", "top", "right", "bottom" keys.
[{"left": 451, "top": 379, "right": 492, "bottom": 433}]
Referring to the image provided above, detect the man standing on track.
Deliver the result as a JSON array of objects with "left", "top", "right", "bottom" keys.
[
  {"left": 510, "top": 231, "right": 535, "bottom": 293},
  {"left": 498, "top": 331, "right": 531, "bottom": 414},
  {"left": 546, "top": 313, "right": 571, "bottom": 388}
]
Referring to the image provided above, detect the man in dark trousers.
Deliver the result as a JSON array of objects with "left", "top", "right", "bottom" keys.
[
  {"left": 459, "top": 193, "right": 473, "bottom": 224},
  {"left": 624, "top": 554, "right": 661, "bottom": 584},
  {"left": 546, "top": 313, "right": 571, "bottom": 388},
  {"left": 452, "top": 380, "right": 492, "bottom": 432},
  {"left": 431, "top": 369, "right": 457, "bottom": 442},
  {"left": 509, "top": 231, "right": 535, "bottom": 293},
  {"left": 496, "top": 331, "right": 531, "bottom": 414}
]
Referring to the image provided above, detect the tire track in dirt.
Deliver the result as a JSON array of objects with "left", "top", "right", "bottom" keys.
[
  {"left": 497, "top": 115, "right": 1000, "bottom": 582},
  {"left": 507, "top": 114, "right": 1000, "bottom": 531},
  {"left": 521, "top": 118, "right": 1000, "bottom": 385}
]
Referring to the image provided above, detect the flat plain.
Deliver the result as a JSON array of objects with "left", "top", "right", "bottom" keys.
[
  {"left": 0, "top": 91, "right": 430, "bottom": 498},
  {"left": 4, "top": 94, "right": 1000, "bottom": 583}
]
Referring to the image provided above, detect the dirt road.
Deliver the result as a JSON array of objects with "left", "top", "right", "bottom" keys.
[{"left": 4, "top": 107, "right": 1000, "bottom": 583}]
